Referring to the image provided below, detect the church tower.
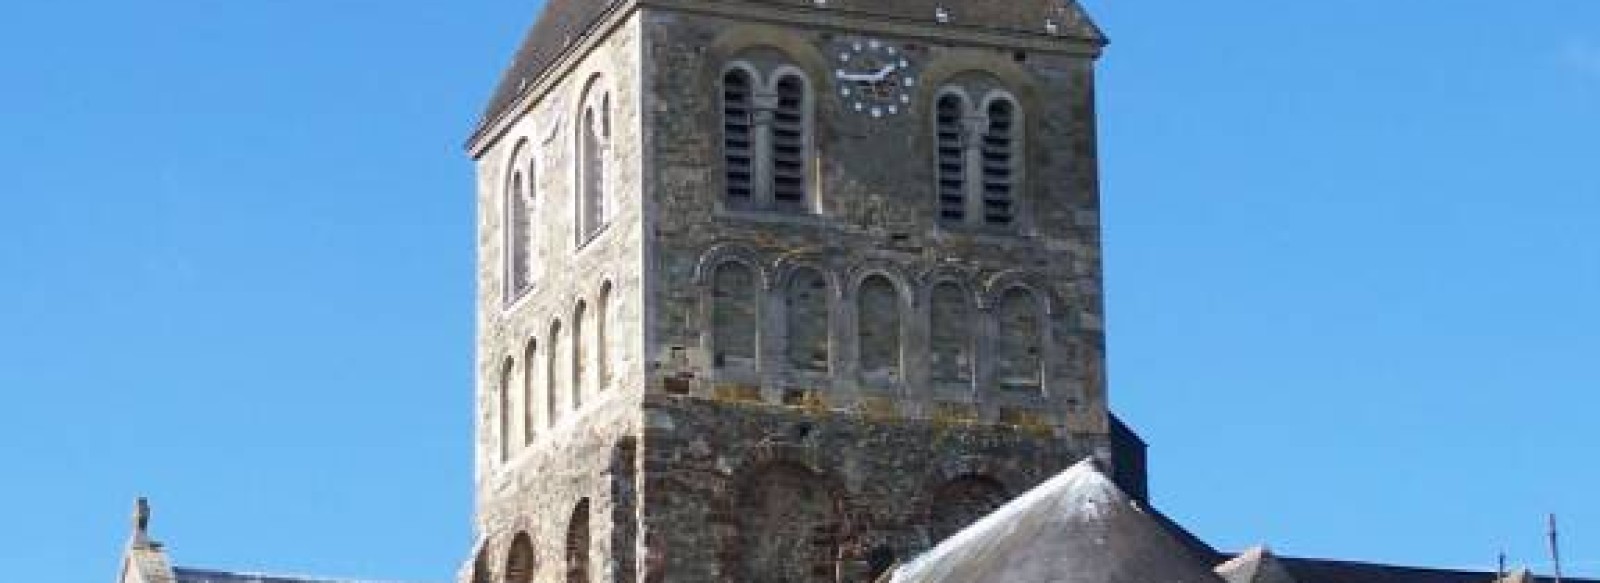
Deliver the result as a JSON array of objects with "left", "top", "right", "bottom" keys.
[{"left": 464, "top": 1, "right": 1110, "bottom": 581}]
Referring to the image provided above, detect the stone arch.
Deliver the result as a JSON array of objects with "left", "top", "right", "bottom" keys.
[
  {"left": 468, "top": 542, "right": 492, "bottom": 583},
  {"left": 855, "top": 273, "right": 904, "bottom": 388},
  {"left": 572, "top": 300, "right": 588, "bottom": 410},
  {"left": 927, "top": 280, "right": 977, "bottom": 387},
  {"left": 925, "top": 475, "right": 1009, "bottom": 545},
  {"left": 497, "top": 357, "right": 515, "bottom": 462},
  {"left": 783, "top": 265, "right": 834, "bottom": 374},
  {"left": 710, "top": 260, "right": 760, "bottom": 377},
  {"left": 547, "top": 319, "right": 564, "bottom": 427},
  {"left": 522, "top": 337, "right": 539, "bottom": 445},
  {"left": 566, "top": 499, "right": 592, "bottom": 583},
  {"left": 980, "top": 270, "right": 1057, "bottom": 314},
  {"left": 692, "top": 243, "right": 769, "bottom": 289},
  {"left": 993, "top": 286, "right": 1046, "bottom": 393},
  {"left": 729, "top": 461, "right": 846, "bottom": 582},
  {"left": 505, "top": 531, "right": 536, "bottom": 583},
  {"left": 705, "top": 25, "right": 832, "bottom": 101}
]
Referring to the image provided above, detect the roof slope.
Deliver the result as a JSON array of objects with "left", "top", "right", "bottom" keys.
[
  {"left": 1272, "top": 557, "right": 1597, "bottom": 583},
  {"left": 888, "top": 458, "right": 1226, "bottom": 583},
  {"left": 173, "top": 568, "right": 417, "bottom": 583},
  {"left": 475, "top": 0, "right": 1102, "bottom": 133}
]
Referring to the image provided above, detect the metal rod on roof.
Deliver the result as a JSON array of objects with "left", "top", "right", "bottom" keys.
[
  {"left": 1499, "top": 551, "right": 1507, "bottom": 582},
  {"left": 1549, "top": 513, "right": 1564, "bottom": 583}
]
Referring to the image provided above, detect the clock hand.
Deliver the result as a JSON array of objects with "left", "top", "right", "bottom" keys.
[
  {"left": 837, "top": 71, "right": 879, "bottom": 82},
  {"left": 873, "top": 63, "right": 898, "bottom": 81}
]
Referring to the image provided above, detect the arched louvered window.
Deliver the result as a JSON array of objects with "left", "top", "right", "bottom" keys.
[
  {"left": 722, "top": 69, "right": 756, "bottom": 204},
  {"left": 771, "top": 74, "right": 808, "bottom": 208},
  {"left": 522, "top": 339, "right": 539, "bottom": 445},
  {"left": 498, "top": 358, "right": 514, "bottom": 462},
  {"left": 935, "top": 94, "right": 968, "bottom": 223},
  {"left": 578, "top": 89, "right": 610, "bottom": 243},
  {"left": 981, "top": 98, "right": 1018, "bottom": 226},
  {"left": 548, "top": 320, "right": 563, "bottom": 427},
  {"left": 572, "top": 301, "right": 587, "bottom": 410}
]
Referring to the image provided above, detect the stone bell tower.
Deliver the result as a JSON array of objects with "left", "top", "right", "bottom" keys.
[{"left": 463, "top": 0, "right": 1111, "bottom": 581}]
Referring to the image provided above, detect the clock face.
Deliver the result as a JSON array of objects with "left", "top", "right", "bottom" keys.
[{"left": 833, "top": 38, "right": 917, "bottom": 118}]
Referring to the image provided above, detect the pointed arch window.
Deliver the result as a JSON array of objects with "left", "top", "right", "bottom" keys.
[
  {"left": 506, "top": 532, "right": 535, "bottom": 583},
  {"left": 566, "top": 499, "right": 592, "bottom": 583},
  {"left": 522, "top": 339, "right": 539, "bottom": 445},
  {"left": 597, "top": 282, "right": 613, "bottom": 391}
]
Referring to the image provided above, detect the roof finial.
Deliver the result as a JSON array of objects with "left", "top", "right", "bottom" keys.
[{"left": 130, "top": 496, "right": 158, "bottom": 549}]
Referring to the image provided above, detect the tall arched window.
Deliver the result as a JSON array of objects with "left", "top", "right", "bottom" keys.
[
  {"left": 548, "top": 320, "right": 563, "bottom": 427},
  {"left": 722, "top": 68, "right": 756, "bottom": 204},
  {"left": 572, "top": 301, "right": 588, "bottom": 410},
  {"left": 934, "top": 94, "right": 968, "bottom": 224},
  {"left": 566, "top": 499, "right": 591, "bottom": 583},
  {"left": 578, "top": 86, "right": 610, "bottom": 243},
  {"left": 505, "top": 140, "right": 533, "bottom": 302},
  {"left": 981, "top": 98, "right": 1018, "bottom": 227},
  {"left": 786, "top": 267, "right": 830, "bottom": 373},
  {"left": 929, "top": 283, "right": 974, "bottom": 385},
  {"left": 770, "top": 73, "right": 808, "bottom": 209},
  {"left": 857, "top": 275, "right": 901, "bottom": 387},
  {"left": 498, "top": 358, "right": 514, "bottom": 462},
  {"left": 505, "top": 532, "right": 535, "bottom": 583},
  {"left": 995, "top": 287, "right": 1043, "bottom": 392},
  {"left": 597, "top": 282, "right": 612, "bottom": 391},
  {"left": 522, "top": 339, "right": 539, "bottom": 445},
  {"left": 712, "top": 261, "right": 759, "bottom": 376}
]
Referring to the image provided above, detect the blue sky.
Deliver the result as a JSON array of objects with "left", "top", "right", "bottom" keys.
[{"left": 0, "top": 1, "right": 1595, "bottom": 582}]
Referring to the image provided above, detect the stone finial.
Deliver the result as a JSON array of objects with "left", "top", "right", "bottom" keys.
[{"left": 131, "top": 497, "right": 157, "bottom": 549}]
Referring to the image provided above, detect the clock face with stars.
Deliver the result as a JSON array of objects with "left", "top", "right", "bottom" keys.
[{"left": 833, "top": 38, "right": 918, "bottom": 119}]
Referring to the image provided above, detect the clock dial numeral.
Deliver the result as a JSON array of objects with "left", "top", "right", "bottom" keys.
[{"left": 835, "top": 37, "right": 915, "bottom": 119}]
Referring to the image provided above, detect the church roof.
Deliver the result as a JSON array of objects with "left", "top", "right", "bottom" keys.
[
  {"left": 887, "top": 458, "right": 1226, "bottom": 583},
  {"left": 475, "top": 0, "right": 1103, "bottom": 136},
  {"left": 1269, "top": 557, "right": 1593, "bottom": 583},
  {"left": 173, "top": 568, "right": 417, "bottom": 583}
]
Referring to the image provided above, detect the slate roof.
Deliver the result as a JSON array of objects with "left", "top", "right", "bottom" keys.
[
  {"left": 1273, "top": 557, "right": 1596, "bottom": 583},
  {"left": 475, "top": 0, "right": 1103, "bottom": 134},
  {"left": 888, "top": 458, "right": 1225, "bottom": 583},
  {"left": 173, "top": 567, "right": 417, "bottom": 583}
]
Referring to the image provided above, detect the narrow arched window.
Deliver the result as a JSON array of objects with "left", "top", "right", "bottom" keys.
[
  {"left": 597, "top": 282, "right": 612, "bottom": 390},
  {"left": 498, "top": 358, "right": 514, "bottom": 462},
  {"left": 572, "top": 302, "right": 587, "bottom": 410},
  {"left": 770, "top": 74, "right": 808, "bottom": 208},
  {"left": 935, "top": 94, "right": 968, "bottom": 224},
  {"left": 566, "top": 499, "right": 592, "bottom": 583},
  {"left": 578, "top": 92, "right": 610, "bottom": 243},
  {"left": 930, "top": 283, "right": 974, "bottom": 385},
  {"left": 506, "top": 532, "right": 535, "bottom": 583},
  {"left": 982, "top": 98, "right": 1018, "bottom": 226},
  {"left": 786, "top": 267, "right": 830, "bottom": 373},
  {"left": 505, "top": 140, "right": 534, "bottom": 302},
  {"left": 548, "top": 320, "right": 564, "bottom": 426},
  {"left": 857, "top": 275, "right": 901, "bottom": 387},
  {"left": 723, "top": 69, "right": 756, "bottom": 204},
  {"left": 995, "top": 287, "right": 1043, "bottom": 392},
  {"left": 712, "top": 261, "right": 759, "bottom": 375},
  {"left": 522, "top": 339, "right": 539, "bottom": 445}
]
